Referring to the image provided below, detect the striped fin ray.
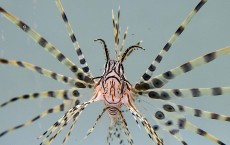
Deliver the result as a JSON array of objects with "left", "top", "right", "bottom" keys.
[
  {"left": 115, "top": 6, "right": 121, "bottom": 57},
  {"left": 140, "top": 86, "right": 230, "bottom": 100},
  {"left": 107, "top": 120, "right": 128, "bottom": 145},
  {"left": 119, "top": 27, "right": 129, "bottom": 55},
  {"left": 40, "top": 114, "right": 79, "bottom": 145},
  {"left": 135, "top": 45, "right": 230, "bottom": 90},
  {"left": 38, "top": 105, "right": 82, "bottom": 140},
  {"left": 38, "top": 99, "right": 95, "bottom": 144},
  {"left": 39, "top": 107, "right": 81, "bottom": 145},
  {"left": 127, "top": 104, "right": 163, "bottom": 145},
  {"left": 178, "top": 118, "right": 225, "bottom": 145},
  {"left": 0, "top": 88, "right": 80, "bottom": 108},
  {"left": 154, "top": 110, "right": 225, "bottom": 145},
  {"left": 42, "top": 115, "right": 79, "bottom": 145},
  {"left": 0, "top": 101, "right": 74, "bottom": 138},
  {"left": 116, "top": 121, "right": 127, "bottom": 145},
  {"left": 0, "top": 58, "right": 92, "bottom": 88},
  {"left": 139, "top": 99, "right": 187, "bottom": 145},
  {"left": 84, "top": 108, "right": 131, "bottom": 145},
  {"left": 153, "top": 114, "right": 187, "bottom": 145},
  {"left": 154, "top": 100, "right": 227, "bottom": 144},
  {"left": 84, "top": 107, "right": 108, "bottom": 139},
  {"left": 176, "top": 105, "right": 230, "bottom": 122},
  {"left": 112, "top": 9, "right": 118, "bottom": 55},
  {"left": 117, "top": 6, "right": 121, "bottom": 50},
  {"left": 55, "top": 0, "right": 92, "bottom": 75},
  {"left": 143, "top": 99, "right": 225, "bottom": 144},
  {"left": 139, "top": 0, "right": 208, "bottom": 82},
  {"left": 107, "top": 125, "right": 114, "bottom": 144},
  {"left": 117, "top": 109, "right": 134, "bottom": 145},
  {"left": 62, "top": 117, "right": 77, "bottom": 145},
  {"left": 131, "top": 113, "right": 141, "bottom": 129},
  {"left": 107, "top": 122, "right": 121, "bottom": 145},
  {"left": 0, "top": 7, "right": 93, "bottom": 84},
  {"left": 112, "top": 7, "right": 121, "bottom": 58},
  {"left": 160, "top": 101, "right": 230, "bottom": 122}
]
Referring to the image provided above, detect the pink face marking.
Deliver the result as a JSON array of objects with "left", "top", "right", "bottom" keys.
[{"left": 95, "top": 60, "right": 132, "bottom": 108}]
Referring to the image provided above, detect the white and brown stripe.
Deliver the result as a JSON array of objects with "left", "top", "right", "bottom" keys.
[
  {"left": 55, "top": 0, "right": 92, "bottom": 75},
  {"left": 136, "top": 45, "right": 230, "bottom": 90},
  {"left": 0, "top": 58, "right": 92, "bottom": 88},
  {"left": 0, "top": 89, "right": 80, "bottom": 108},
  {"left": 139, "top": 86, "right": 230, "bottom": 100},
  {"left": 139, "top": 0, "right": 208, "bottom": 82},
  {"left": 0, "top": 101, "right": 75, "bottom": 138},
  {"left": 153, "top": 105, "right": 226, "bottom": 145},
  {"left": 0, "top": 7, "right": 93, "bottom": 84}
]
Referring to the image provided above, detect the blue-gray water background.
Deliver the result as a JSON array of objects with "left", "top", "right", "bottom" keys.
[{"left": 0, "top": 0, "right": 230, "bottom": 145}]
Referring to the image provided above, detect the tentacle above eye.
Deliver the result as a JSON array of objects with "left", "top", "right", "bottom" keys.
[
  {"left": 94, "top": 39, "right": 110, "bottom": 62},
  {"left": 120, "top": 45, "right": 145, "bottom": 63}
]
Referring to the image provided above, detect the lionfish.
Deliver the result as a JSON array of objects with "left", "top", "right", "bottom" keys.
[{"left": 0, "top": 0, "right": 229, "bottom": 145}]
